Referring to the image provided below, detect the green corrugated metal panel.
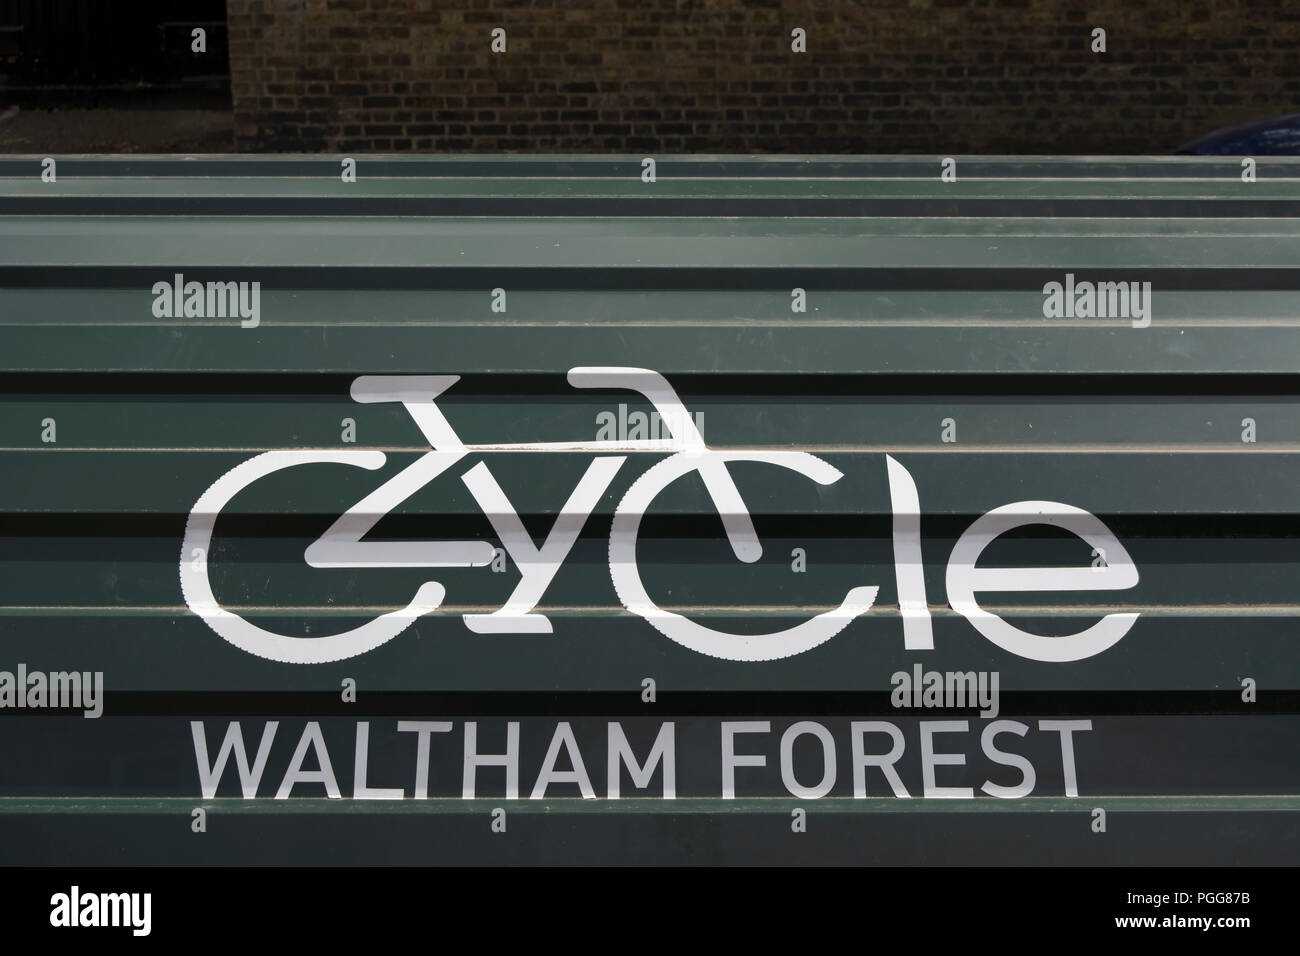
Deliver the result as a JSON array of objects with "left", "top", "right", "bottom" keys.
[
  {"left": 0, "top": 154, "right": 1296, "bottom": 176},
  {"left": 3, "top": 798, "right": 1296, "bottom": 866},
  {"left": 0, "top": 156, "right": 1296, "bottom": 864},
  {"left": 5, "top": 178, "right": 1300, "bottom": 217}
]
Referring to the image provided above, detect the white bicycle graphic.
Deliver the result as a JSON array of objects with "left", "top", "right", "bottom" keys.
[{"left": 180, "top": 366, "right": 879, "bottom": 664}]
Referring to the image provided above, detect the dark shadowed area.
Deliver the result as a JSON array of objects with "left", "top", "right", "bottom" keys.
[{"left": 0, "top": 1, "right": 1296, "bottom": 154}]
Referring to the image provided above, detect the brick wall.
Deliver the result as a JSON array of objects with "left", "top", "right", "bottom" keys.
[{"left": 226, "top": 0, "right": 1300, "bottom": 153}]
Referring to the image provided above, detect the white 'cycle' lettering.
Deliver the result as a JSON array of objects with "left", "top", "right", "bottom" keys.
[{"left": 180, "top": 366, "right": 1138, "bottom": 665}]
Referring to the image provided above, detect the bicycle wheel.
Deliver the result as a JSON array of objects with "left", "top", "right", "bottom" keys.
[
  {"left": 608, "top": 449, "right": 878, "bottom": 662},
  {"left": 180, "top": 449, "right": 447, "bottom": 664}
]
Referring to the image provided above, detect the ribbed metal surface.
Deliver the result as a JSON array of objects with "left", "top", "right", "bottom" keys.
[{"left": 0, "top": 156, "right": 1296, "bottom": 864}]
